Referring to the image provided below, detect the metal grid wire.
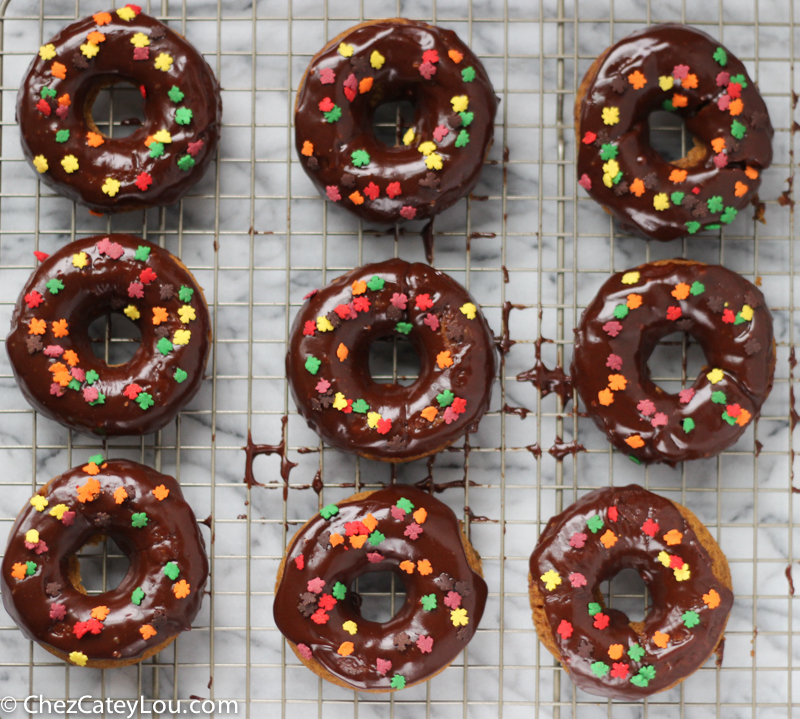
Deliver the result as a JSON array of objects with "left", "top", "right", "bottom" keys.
[{"left": 0, "top": 0, "right": 797, "bottom": 717}]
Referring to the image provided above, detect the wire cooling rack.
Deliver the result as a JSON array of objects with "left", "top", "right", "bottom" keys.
[{"left": 0, "top": 0, "right": 797, "bottom": 717}]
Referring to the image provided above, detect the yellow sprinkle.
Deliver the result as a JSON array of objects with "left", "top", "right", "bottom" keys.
[
  {"left": 338, "top": 42, "right": 354, "bottom": 58},
  {"left": 80, "top": 42, "right": 99, "bottom": 59},
  {"left": 101, "top": 178, "right": 120, "bottom": 197},
  {"left": 116, "top": 6, "right": 136, "bottom": 21},
  {"left": 540, "top": 569, "right": 561, "bottom": 591},
  {"left": 659, "top": 75, "right": 675, "bottom": 91},
  {"left": 653, "top": 193, "right": 670, "bottom": 211},
  {"left": 25, "top": 529, "right": 39, "bottom": 544},
  {"left": 460, "top": 302, "right": 477, "bottom": 320},
  {"left": 61, "top": 155, "right": 79, "bottom": 174},
  {"left": 402, "top": 128, "right": 415, "bottom": 146},
  {"left": 370, "top": 50, "right": 385, "bottom": 68},
  {"left": 707, "top": 368, "right": 724, "bottom": 384},
  {"left": 33, "top": 155, "right": 48, "bottom": 173},
  {"left": 154, "top": 53, "right": 174, "bottom": 72},
  {"left": 601, "top": 107, "right": 620, "bottom": 125},
  {"left": 740, "top": 304, "right": 754, "bottom": 321},
  {"left": 332, "top": 392, "right": 348, "bottom": 410},
  {"left": 130, "top": 32, "right": 150, "bottom": 48},
  {"left": 602, "top": 173, "right": 615, "bottom": 188},
  {"left": 367, "top": 412, "right": 382, "bottom": 429},
  {"left": 424, "top": 153, "right": 443, "bottom": 170},
  {"left": 674, "top": 563, "right": 691, "bottom": 581},
  {"left": 342, "top": 620, "right": 358, "bottom": 635},
  {"left": 657, "top": 551, "right": 671, "bottom": 567},
  {"left": 49, "top": 503, "right": 68, "bottom": 520},
  {"left": 30, "top": 496, "right": 48, "bottom": 512},
  {"left": 72, "top": 252, "right": 88, "bottom": 269},
  {"left": 173, "top": 329, "right": 191, "bottom": 345},
  {"left": 602, "top": 159, "right": 620, "bottom": 178},
  {"left": 69, "top": 651, "right": 88, "bottom": 667},
  {"left": 418, "top": 141, "right": 437, "bottom": 156},
  {"left": 153, "top": 129, "right": 172, "bottom": 144},
  {"left": 621, "top": 271, "right": 640, "bottom": 285},
  {"left": 451, "top": 95, "right": 469, "bottom": 113},
  {"left": 123, "top": 305, "right": 141, "bottom": 321},
  {"left": 316, "top": 315, "right": 334, "bottom": 332},
  {"left": 178, "top": 305, "right": 196, "bottom": 324},
  {"left": 451, "top": 607, "right": 469, "bottom": 626},
  {"left": 39, "top": 44, "right": 56, "bottom": 61}
]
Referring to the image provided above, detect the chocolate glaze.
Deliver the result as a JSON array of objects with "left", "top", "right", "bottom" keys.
[
  {"left": 287, "top": 259, "right": 497, "bottom": 462},
  {"left": 243, "top": 415, "right": 297, "bottom": 493},
  {"left": 577, "top": 24, "right": 772, "bottom": 242},
  {"left": 6, "top": 234, "right": 211, "bottom": 437},
  {"left": 295, "top": 19, "right": 498, "bottom": 225},
  {"left": 273, "top": 485, "right": 486, "bottom": 691},
  {"left": 17, "top": 9, "right": 221, "bottom": 213},
  {"left": 571, "top": 261, "right": 774, "bottom": 464},
  {"left": 1, "top": 460, "right": 208, "bottom": 665},
  {"left": 530, "top": 485, "right": 732, "bottom": 699}
]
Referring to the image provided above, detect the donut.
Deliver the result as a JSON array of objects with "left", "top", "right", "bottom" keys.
[
  {"left": 6, "top": 234, "right": 211, "bottom": 437},
  {"left": 17, "top": 6, "right": 222, "bottom": 213},
  {"left": 295, "top": 19, "right": 498, "bottom": 225},
  {"left": 576, "top": 24, "right": 772, "bottom": 241},
  {"left": 287, "top": 259, "right": 497, "bottom": 461},
  {"left": 273, "top": 485, "right": 486, "bottom": 691},
  {"left": 1, "top": 458, "right": 209, "bottom": 668},
  {"left": 529, "top": 484, "right": 732, "bottom": 699},
  {"left": 571, "top": 260, "right": 774, "bottom": 465}
]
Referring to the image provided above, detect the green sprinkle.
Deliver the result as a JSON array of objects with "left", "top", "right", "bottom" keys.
[
  {"left": 395, "top": 322, "right": 413, "bottom": 335},
  {"left": 683, "top": 417, "right": 695, "bottom": 433},
  {"left": 320, "top": 504, "right": 339, "bottom": 520},
  {"left": 157, "top": 337, "right": 173, "bottom": 356},
  {"left": 177, "top": 154, "right": 195, "bottom": 172},
  {"left": 131, "top": 587, "right": 145, "bottom": 605},
  {"left": 88, "top": 454, "right": 103, "bottom": 465},
  {"left": 729, "top": 73, "right": 747, "bottom": 88},
  {"left": 436, "top": 389, "right": 455, "bottom": 407},
  {"left": 612, "top": 170, "right": 623, "bottom": 185},
  {"left": 396, "top": 497, "right": 415, "bottom": 513},
  {"left": 670, "top": 191, "right": 685, "bottom": 206},
  {"left": 613, "top": 304, "right": 629, "bottom": 319},
  {"left": 722, "top": 411, "right": 737, "bottom": 426},
  {"left": 164, "top": 562, "right": 180, "bottom": 580},
  {"left": 639, "top": 665, "right": 656, "bottom": 681},
  {"left": 174, "top": 368, "right": 188, "bottom": 383},
  {"left": 55, "top": 129, "right": 70, "bottom": 143},
  {"left": 175, "top": 107, "right": 193, "bottom": 125},
  {"left": 720, "top": 206, "right": 737, "bottom": 224},
  {"left": 136, "top": 392, "right": 154, "bottom": 410},
  {"left": 662, "top": 99, "right": 676, "bottom": 112},
  {"left": 628, "top": 454, "right": 641, "bottom": 465},
  {"left": 323, "top": 106, "right": 342, "bottom": 123},
  {"left": 134, "top": 245, "right": 151, "bottom": 262},
  {"left": 713, "top": 47, "right": 728, "bottom": 66},
  {"left": 461, "top": 66, "right": 476, "bottom": 82},
  {"left": 368, "top": 530, "right": 385, "bottom": 546},
  {"left": 351, "top": 398, "right": 369, "bottom": 414},
  {"left": 690, "top": 281, "right": 705, "bottom": 296},
  {"left": 588, "top": 602, "right": 602, "bottom": 616},
  {"left": 711, "top": 391, "right": 727, "bottom": 404},
  {"left": 734, "top": 312, "right": 747, "bottom": 325},
  {"left": 41, "top": 86, "right": 56, "bottom": 99},
  {"left": 67, "top": 379, "right": 81, "bottom": 391},
  {"left": 707, "top": 196, "right": 724, "bottom": 213},
  {"left": 305, "top": 356, "right": 321, "bottom": 375},
  {"left": 351, "top": 149, "right": 370, "bottom": 167},
  {"left": 630, "top": 674, "right": 649, "bottom": 688},
  {"left": 420, "top": 594, "right": 437, "bottom": 611},
  {"left": 179, "top": 286, "right": 194, "bottom": 303},
  {"left": 682, "top": 610, "right": 700, "bottom": 628},
  {"left": 89, "top": 392, "right": 106, "bottom": 406},
  {"left": 85, "top": 370, "right": 99, "bottom": 385},
  {"left": 705, "top": 223, "right": 721, "bottom": 230},
  {"left": 332, "top": 581, "right": 347, "bottom": 600},
  {"left": 131, "top": 512, "right": 149, "bottom": 528},
  {"left": 455, "top": 129, "right": 470, "bottom": 148},
  {"left": 685, "top": 221, "right": 701, "bottom": 235},
  {"left": 599, "top": 143, "right": 618, "bottom": 161},
  {"left": 590, "top": 661, "right": 609, "bottom": 678},
  {"left": 149, "top": 141, "right": 165, "bottom": 158},
  {"left": 46, "top": 278, "right": 64, "bottom": 294},
  {"left": 628, "top": 643, "right": 645, "bottom": 662},
  {"left": 459, "top": 111, "right": 474, "bottom": 127},
  {"left": 731, "top": 119, "right": 746, "bottom": 139},
  {"left": 168, "top": 86, "right": 185, "bottom": 103},
  {"left": 25, "top": 561, "right": 37, "bottom": 575},
  {"left": 587, "top": 515, "right": 604, "bottom": 534},
  {"left": 390, "top": 674, "right": 406, "bottom": 689},
  {"left": 366, "top": 275, "right": 385, "bottom": 291}
]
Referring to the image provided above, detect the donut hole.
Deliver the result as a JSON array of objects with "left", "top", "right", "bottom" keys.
[
  {"left": 648, "top": 111, "right": 692, "bottom": 163},
  {"left": 600, "top": 568, "right": 649, "bottom": 624},
  {"left": 88, "top": 313, "right": 142, "bottom": 365},
  {"left": 372, "top": 99, "right": 417, "bottom": 148},
  {"left": 350, "top": 570, "right": 407, "bottom": 623},
  {"left": 69, "top": 535, "right": 131, "bottom": 595},
  {"left": 646, "top": 331, "right": 707, "bottom": 393},
  {"left": 369, "top": 335, "right": 422, "bottom": 386},
  {"left": 86, "top": 79, "right": 146, "bottom": 140}
]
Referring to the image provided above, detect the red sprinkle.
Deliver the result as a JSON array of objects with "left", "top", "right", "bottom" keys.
[
  {"left": 557, "top": 619, "right": 573, "bottom": 639},
  {"left": 33, "top": 251, "right": 50, "bottom": 262},
  {"left": 303, "top": 320, "right": 316, "bottom": 336},
  {"left": 294, "top": 555, "right": 304, "bottom": 570},
  {"left": 386, "top": 182, "right": 402, "bottom": 199},
  {"left": 36, "top": 98, "right": 51, "bottom": 116},
  {"left": 641, "top": 518, "right": 658, "bottom": 537}
]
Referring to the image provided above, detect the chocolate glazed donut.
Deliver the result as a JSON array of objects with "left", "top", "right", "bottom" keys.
[
  {"left": 1, "top": 459, "right": 209, "bottom": 668},
  {"left": 6, "top": 234, "right": 211, "bottom": 437},
  {"left": 287, "top": 259, "right": 497, "bottom": 461},
  {"left": 17, "top": 6, "right": 221, "bottom": 213},
  {"left": 530, "top": 485, "right": 732, "bottom": 700},
  {"left": 295, "top": 19, "right": 498, "bottom": 224},
  {"left": 571, "top": 260, "right": 774, "bottom": 465},
  {"left": 576, "top": 24, "right": 772, "bottom": 241}
]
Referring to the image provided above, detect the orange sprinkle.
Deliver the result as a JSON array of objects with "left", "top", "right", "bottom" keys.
[
  {"left": 76, "top": 476, "right": 101, "bottom": 503},
  {"left": 301, "top": 140, "right": 313, "bottom": 156},
  {"left": 349, "top": 191, "right": 364, "bottom": 205},
  {"left": 87, "top": 31, "right": 106, "bottom": 44},
  {"left": 682, "top": 73, "right": 698, "bottom": 89},
  {"left": 608, "top": 644, "right": 624, "bottom": 660},
  {"left": 734, "top": 181, "right": 749, "bottom": 198},
  {"left": 448, "top": 49, "right": 463, "bottom": 64},
  {"left": 88, "top": 210, "right": 104, "bottom": 217},
  {"left": 87, "top": 132, "right": 105, "bottom": 148},
  {"left": 417, "top": 559, "right": 432, "bottom": 575},
  {"left": 57, "top": 93, "right": 71, "bottom": 107},
  {"left": 54, "top": 371, "right": 72, "bottom": 387},
  {"left": 173, "top": 580, "right": 191, "bottom": 599},
  {"left": 140, "top": 624, "right": 157, "bottom": 640},
  {"left": 93, "top": 11, "right": 112, "bottom": 25},
  {"left": 52, "top": 319, "right": 69, "bottom": 338},
  {"left": 625, "top": 434, "right": 645, "bottom": 449},
  {"left": 29, "top": 318, "right": 46, "bottom": 335},
  {"left": 51, "top": 62, "right": 66, "bottom": 79},
  {"left": 630, "top": 178, "right": 646, "bottom": 197},
  {"left": 10, "top": 563, "right": 26, "bottom": 580},
  {"left": 337, "top": 641, "right": 354, "bottom": 656},
  {"left": 359, "top": 77, "right": 373, "bottom": 94},
  {"left": 336, "top": 342, "right": 348, "bottom": 362},
  {"left": 598, "top": 388, "right": 614, "bottom": 406},
  {"left": 736, "top": 408, "right": 752, "bottom": 426},
  {"left": 745, "top": 166, "right": 760, "bottom": 180},
  {"left": 421, "top": 406, "right": 438, "bottom": 422},
  {"left": 672, "top": 93, "right": 688, "bottom": 108},
  {"left": 711, "top": 137, "right": 726, "bottom": 154},
  {"left": 703, "top": 588, "right": 721, "bottom": 609},
  {"left": 91, "top": 606, "right": 109, "bottom": 621},
  {"left": 600, "top": 529, "right": 617, "bottom": 548},
  {"left": 608, "top": 374, "right": 627, "bottom": 391},
  {"left": 48, "top": 362, "right": 67, "bottom": 375},
  {"left": 728, "top": 98, "right": 744, "bottom": 116},
  {"left": 653, "top": 631, "right": 670, "bottom": 648},
  {"left": 114, "top": 486, "right": 128, "bottom": 504},
  {"left": 663, "top": 529, "right": 683, "bottom": 545},
  {"left": 362, "top": 513, "right": 378, "bottom": 532},
  {"left": 83, "top": 462, "right": 100, "bottom": 477},
  {"left": 671, "top": 282, "right": 691, "bottom": 300},
  {"left": 627, "top": 70, "right": 647, "bottom": 90},
  {"left": 349, "top": 534, "right": 367, "bottom": 549},
  {"left": 626, "top": 293, "right": 642, "bottom": 309},
  {"left": 436, "top": 350, "right": 453, "bottom": 369},
  {"left": 152, "top": 484, "right": 170, "bottom": 501},
  {"left": 413, "top": 507, "right": 427, "bottom": 524},
  {"left": 62, "top": 350, "right": 79, "bottom": 367},
  {"left": 399, "top": 560, "right": 415, "bottom": 574},
  {"left": 152, "top": 307, "right": 168, "bottom": 325},
  {"left": 351, "top": 280, "right": 367, "bottom": 295},
  {"left": 330, "top": 533, "right": 344, "bottom": 547},
  {"left": 144, "top": 135, "right": 155, "bottom": 147},
  {"left": 668, "top": 168, "right": 688, "bottom": 183}
]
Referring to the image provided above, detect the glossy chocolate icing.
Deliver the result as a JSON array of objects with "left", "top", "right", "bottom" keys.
[
  {"left": 1, "top": 460, "right": 208, "bottom": 665},
  {"left": 273, "top": 485, "right": 486, "bottom": 691},
  {"left": 287, "top": 259, "right": 497, "bottom": 461},
  {"left": 295, "top": 19, "right": 498, "bottom": 225},
  {"left": 530, "top": 485, "right": 732, "bottom": 700},
  {"left": 576, "top": 24, "right": 772, "bottom": 241},
  {"left": 6, "top": 234, "right": 211, "bottom": 437},
  {"left": 17, "top": 8, "right": 221, "bottom": 213},
  {"left": 571, "top": 261, "right": 774, "bottom": 464}
]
